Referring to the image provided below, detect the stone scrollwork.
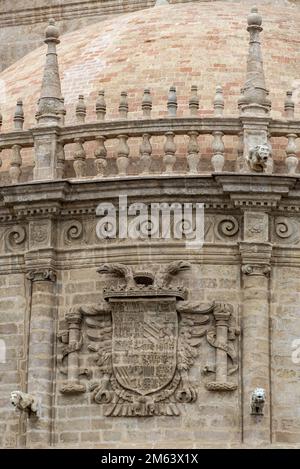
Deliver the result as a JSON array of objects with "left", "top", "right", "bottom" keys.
[
  {"left": 58, "top": 262, "right": 241, "bottom": 416},
  {"left": 274, "top": 217, "right": 300, "bottom": 245},
  {"left": 214, "top": 216, "right": 239, "bottom": 241},
  {"left": 63, "top": 220, "right": 84, "bottom": 246},
  {"left": 4, "top": 225, "right": 26, "bottom": 252}
]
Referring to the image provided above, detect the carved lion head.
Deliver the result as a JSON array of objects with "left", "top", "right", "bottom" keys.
[{"left": 248, "top": 144, "right": 271, "bottom": 172}]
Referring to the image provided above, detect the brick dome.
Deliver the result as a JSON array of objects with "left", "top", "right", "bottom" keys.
[{"left": 0, "top": 1, "right": 299, "bottom": 131}]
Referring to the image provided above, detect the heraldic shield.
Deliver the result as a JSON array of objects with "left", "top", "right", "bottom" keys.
[
  {"left": 58, "top": 263, "right": 239, "bottom": 416},
  {"left": 111, "top": 299, "right": 178, "bottom": 396}
]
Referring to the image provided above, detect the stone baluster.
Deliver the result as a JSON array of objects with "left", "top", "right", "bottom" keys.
[
  {"left": 163, "top": 131, "right": 176, "bottom": 173},
  {"left": 96, "top": 90, "right": 106, "bottom": 120},
  {"left": 139, "top": 133, "right": 152, "bottom": 174},
  {"left": 10, "top": 144, "right": 22, "bottom": 184},
  {"left": 94, "top": 136, "right": 107, "bottom": 177},
  {"left": 60, "top": 308, "right": 86, "bottom": 394},
  {"left": 213, "top": 85, "right": 224, "bottom": 117},
  {"left": 0, "top": 108, "right": 2, "bottom": 131},
  {"left": 236, "top": 131, "right": 246, "bottom": 172},
  {"left": 76, "top": 95, "right": 86, "bottom": 123},
  {"left": 167, "top": 86, "right": 177, "bottom": 117},
  {"left": 285, "top": 133, "right": 298, "bottom": 174},
  {"left": 119, "top": 91, "right": 128, "bottom": 119},
  {"left": 14, "top": 99, "right": 24, "bottom": 130},
  {"left": 142, "top": 88, "right": 152, "bottom": 118},
  {"left": 116, "top": 134, "right": 130, "bottom": 176},
  {"left": 187, "top": 131, "right": 200, "bottom": 174},
  {"left": 211, "top": 131, "right": 225, "bottom": 172},
  {"left": 56, "top": 142, "right": 65, "bottom": 179},
  {"left": 58, "top": 97, "right": 66, "bottom": 126},
  {"left": 73, "top": 138, "right": 87, "bottom": 178},
  {"left": 284, "top": 91, "right": 294, "bottom": 119},
  {"left": 189, "top": 85, "right": 199, "bottom": 116}
]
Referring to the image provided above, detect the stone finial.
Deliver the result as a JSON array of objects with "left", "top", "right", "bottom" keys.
[
  {"left": 213, "top": 85, "right": 224, "bottom": 117},
  {"left": 284, "top": 91, "right": 295, "bottom": 119},
  {"left": 142, "top": 88, "right": 152, "bottom": 118},
  {"left": 167, "top": 86, "right": 177, "bottom": 117},
  {"left": 96, "top": 90, "right": 106, "bottom": 120},
  {"left": 37, "top": 18, "right": 63, "bottom": 125},
  {"left": 76, "top": 95, "right": 86, "bottom": 123},
  {"left": 189, "top": 85, "right": 199, "bottom": 116},
  {"left": 14, "top": 99, "right": 24, "bottom": 130},
  {"left": 238, "top": 7, "right": 271, "bottom": 116},
  {"left": 119, "top": 91, "right": 128, "bottom": 119}
]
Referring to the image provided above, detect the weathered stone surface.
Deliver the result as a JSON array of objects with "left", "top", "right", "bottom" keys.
[{"left": 0, "top": 0, "right": 300, "bottom": 451}]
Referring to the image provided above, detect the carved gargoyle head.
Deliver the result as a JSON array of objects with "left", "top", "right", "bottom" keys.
[
  {"left": 247, "top": 144, "right": 271, "bottom": 172},
  {"left": 251, "top": 387, "right": 266, "bottom": 415},
  {"left": 10, "top": 391, "right": 39, "bottom": 417}
]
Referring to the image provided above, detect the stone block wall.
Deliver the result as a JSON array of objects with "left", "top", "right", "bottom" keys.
[
  {"left": 54, "top": 264, "right": 241, "bottom": 448},
  {"left": 271, "top": 266, "right": 300, "bottom": 444},
  {"left": 0, "top": 273, "right": 27, "bottom": 448}
]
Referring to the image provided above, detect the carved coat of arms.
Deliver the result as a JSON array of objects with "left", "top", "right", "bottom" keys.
[{"left": 58, "top": 262, "right": 240, "bottom": 417}]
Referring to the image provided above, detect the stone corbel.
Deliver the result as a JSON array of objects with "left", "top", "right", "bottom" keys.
[
  {"left": 205, "top": 303, "right": 240, "bottom": 391},
  {"left": 58, "top": 307, "right": 86, "bottom": 394}
]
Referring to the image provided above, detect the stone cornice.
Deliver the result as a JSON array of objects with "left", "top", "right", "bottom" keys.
[
  {"left": 0, "top": 1, "right": 156, "bottom": 28},
  {"left": 1, "top": 175, "right": 300, "bottom": 219}
]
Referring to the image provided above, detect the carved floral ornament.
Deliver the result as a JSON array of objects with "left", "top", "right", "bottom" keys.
[{"left": 58, "top": 261, "right": 240, "bottom": 417}]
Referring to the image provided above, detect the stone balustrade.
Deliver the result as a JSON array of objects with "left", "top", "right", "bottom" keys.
[{"left": 0, "top": 85, "right": 299, "bottom": 183}]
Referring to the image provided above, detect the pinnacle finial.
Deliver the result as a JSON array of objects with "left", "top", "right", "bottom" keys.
[
  {"left": 45, "top": 18, "right": 60, "bottom": 42},
  {"left": 238, "top": 7, "right": 270, "bottom": 116},
  {"left": 247, "top": 6, "right": 262, "bottom": 28},
  {"left": 37, "top": 17, "right": 63, "bottom": 125},
  {"left": 14, "top": 99, "right": 24, "bottom": 130}
]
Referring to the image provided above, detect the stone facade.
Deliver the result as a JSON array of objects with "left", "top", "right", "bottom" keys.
[{"left": 0, "top": 1, "right": 300, "bottom": 449}]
